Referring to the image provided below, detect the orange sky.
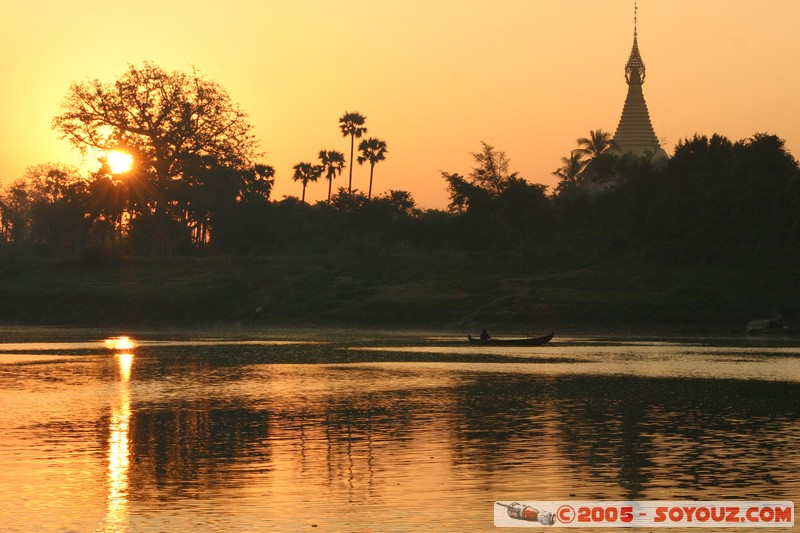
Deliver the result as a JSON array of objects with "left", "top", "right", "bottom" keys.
[{"left": 1, "top": 0, "right": 799, "bottom": 209}]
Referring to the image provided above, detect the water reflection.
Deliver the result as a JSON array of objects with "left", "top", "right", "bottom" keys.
[
  {"left": 106, "top": 350, "right": 132, "bottom": 531},
  {"left": 106, "top": 336, "right": 137, "bottom": 352},
  {"left": 1, "top": 331, "right": 798, "bottom": 531},
  {"left": 119, "top": 365, "right": 800, "bottom": 516}
]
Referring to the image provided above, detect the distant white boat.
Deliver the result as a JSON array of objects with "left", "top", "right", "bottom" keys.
[{"left": 745, "top": 319, "right": 791, "bottom": 334}]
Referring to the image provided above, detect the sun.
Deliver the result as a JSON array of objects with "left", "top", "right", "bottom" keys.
[{"left": 107, "top": 150, "right": 133, "bottom": 174}]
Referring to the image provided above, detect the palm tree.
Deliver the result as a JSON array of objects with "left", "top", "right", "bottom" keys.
[
  {"left": 338, "top": 112, "right": 367, "bottom": 194},
  {"left": 291, "top": 162, "right": 322, "bottom": 203},
  {"left": 553, "top": 150, "right": 587, "bottom": 182},
  {"left": 576, "top": 129, "right": 614, "bottom": 161},
  {"left": 576, "top": 129, "right": 619, "bottom": 186},
  {"left": 318, "top": 150, "right": 346, "bottom": 204},
  {"left": 357, "top": 137, "right": 388, "bottom": 199}
]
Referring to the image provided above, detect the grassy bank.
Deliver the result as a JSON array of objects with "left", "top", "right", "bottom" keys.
[{"left": 0, "top": 250, "right": 796, "bottom": 330}]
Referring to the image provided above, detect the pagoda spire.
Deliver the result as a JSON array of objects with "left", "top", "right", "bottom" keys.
[
  {"left": 625, "top": 3, "right": 646, "bottom": 85},
  {"left": 611, "top": 3, "right": 667, "bottom": 160}
]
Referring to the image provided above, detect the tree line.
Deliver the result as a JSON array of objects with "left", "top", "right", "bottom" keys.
[{"left": 1, "top": 63, "right": 798, "bottom": 265}]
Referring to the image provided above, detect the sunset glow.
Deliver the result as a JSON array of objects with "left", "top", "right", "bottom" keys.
[{"left": 1, "top": 1, "right": 799, "bottom": 207}]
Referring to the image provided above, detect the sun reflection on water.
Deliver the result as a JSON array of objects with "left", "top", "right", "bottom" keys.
[
  {"left": 106, "top": 351, "right": 133, "bottom": 531},
  {"left": 105, "top": 336, "right": 137, "bottom": 351}
]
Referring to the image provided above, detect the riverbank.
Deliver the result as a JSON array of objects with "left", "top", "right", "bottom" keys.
[{"left": 0, "top": 251, "right": 796, "bottom": 330}]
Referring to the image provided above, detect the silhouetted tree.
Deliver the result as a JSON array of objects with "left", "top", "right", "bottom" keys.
[
  {"left": 469, "top": 141, "right": 513, "bottom": 196},
  {"left": 573, "top": 129, "right": 619, "bottom": 187},
  {"left": 669, "top": 134, "right": 734, "bottom": 181},
  {"left": 3, "top": 163, "right": 92, "bottom": 252},
  {"left": 318, "top": 150, "right": 346, "bottom": 203},
  {"left": 169, "top": 156, "right": 273, "bottom": 245},
  {"left": 330, "top": 187, "right": 368, "bottom": 212},
  {"left": 239, "top": 164, "right": 276, "bottom": 203},
  {"left": 665, "top": 132, "right": 800, "bottom": 258},
  {"left": 442, "top": 143, "right": 552, "bottom": 247},
  {"left": 52, "top": 62, "right": 267, "bottom": 252},
  {"left": 735, "top": 134, "right": 799, "bottom": 249},
  {"left": 0, "top": 180, "right": 32, "bottom": 245},
  {"left": 381, "top": 190, "right": 416, "bottom": 215},
  {"left": 338, "top": 111, "right": 367, "bottom": 194},
  {"left": 443, "top": 142, "right": 522, "bottom": 211},
  {"left": 357, "top": 137, "right": 388, "bottom": 199},
  {"left": 86, "top": 164, "right": 126, "bottom": 245},
  {"left": 443, "top": 172, "right": 490, "bottom": 213},
  {"left": 576, "top": 129, "right": 614, "bottom": 160},
  {"left": 292, "top": 162, "right": 322, "bottom": 203},
  {"left": 553, "top": 150, "right": 587, "bottom": 191}
]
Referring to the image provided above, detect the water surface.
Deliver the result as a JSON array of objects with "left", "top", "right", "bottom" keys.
[{"left": 0, "top": 327, "right": 797, "bottom": 531}]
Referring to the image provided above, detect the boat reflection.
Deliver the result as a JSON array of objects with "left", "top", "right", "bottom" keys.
[{"left": 105, "top": 349, "right": 133, "bottom": 531}]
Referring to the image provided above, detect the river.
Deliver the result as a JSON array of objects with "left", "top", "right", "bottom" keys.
[{"left": 0, "top": 326, "right": 797, "bottom": 531}]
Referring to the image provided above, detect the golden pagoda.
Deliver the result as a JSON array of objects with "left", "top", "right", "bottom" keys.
[{"left": 611, "top": 5, "right": 668, "bottom": 161}]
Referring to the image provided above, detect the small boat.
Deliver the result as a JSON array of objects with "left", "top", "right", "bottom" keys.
[{"left": 467, "top": 331, "right": 554, "bottom": 346}]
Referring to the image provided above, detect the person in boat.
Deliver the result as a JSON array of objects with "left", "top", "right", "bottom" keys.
[{"left": 480, "top": 329, "right": 491, "bottom": 341}]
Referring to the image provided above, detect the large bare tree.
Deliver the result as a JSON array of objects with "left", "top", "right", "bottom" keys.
[
  {"left": 52, "top": 63, "right": 266, "bottom": 250},
  {"left": 54, "top": 63, "right": 259, "bottom": 184}
]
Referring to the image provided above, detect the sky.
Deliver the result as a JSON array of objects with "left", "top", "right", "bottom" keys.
[{"left": 1, "top": 0, "right": 799, "bottom": 209}]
